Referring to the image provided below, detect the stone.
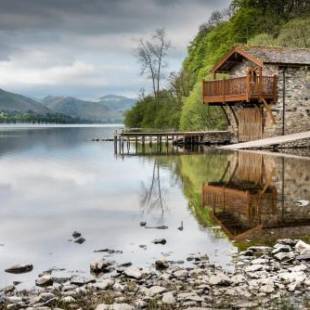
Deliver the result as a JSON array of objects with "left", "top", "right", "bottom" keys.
[
  {"left": 231, "top": 274, "right": 245, "bottom": 285},
  {"left": 209, "top": 273, "right": 231, "bottom": 286},
  {"left": 70, "top": 276, "right": 95, "bottom": 286},
  {"left": 152, "top": 238, "right": 167, "bottom": 245},
  {"left": 278, "top": 271, "right": 306, "bottom": 284},
  {"left": 155, "top": 259, "right": 169, "bottom": 271},
  {"left": 274, "top": 251, "right": 294, "bottom": 261},
  {"left": 139, "top": 221, "right": 147, "bottom": 227},
  {"left": 96, "top": 304, "right": 134, "bottom": 310},
  {"left": 296, "top": 200, "right": 309, "bottom": 207},
  {"left": 295, "top": 240, "right": 310, "bottom": 254},
  {"left": 247, "top": 246, "right": 272, "bottom": 256},
  {"left": 272, "top": 244, "right": 291, "bottom": 255},
  {"left": 94, "top": 248, "right": 123, "bottom": 254},
  {"left": 93, "top": 279, "right": 114, "bottom": 290},
  {"left": 245, "top": 264, "right": 264, "bottom": 272},
  {"left": 173, "top": 269, "right": 188, "bottom": 278},
  {"left": 162, "top": 292, "right": 176, "bottom": 305},
  {"left": 260, "top": 284, "right": 274, "bottom": 294},
  {"left": 72, "top": 231, "right": 81, "bottom": 238},
  {"left": 74, "top": 237, "right": 86, "bottom": 244},
  {"left": 123, "top": 266, "right": 142, "bottom": 279},
  {"left": 36, "top": 274, "right": 53, "bottom": 287},
  {"left": 178, "top": 292, "right": 203, "bottom": 302},
  {"left": 61, "top": 296, "right": 76, "bottom": 304},
  {"left": 147, "top": 286, "right": 166, "bottom": 296},
  {"left": 296, "top": 253, "right": 310, "bottom": 261},
  {"left": 90, "top": 259, "right": 113, "bottom": 273},
  {"left": 5, "top": 264, "right": 33, "bottom": 274}
]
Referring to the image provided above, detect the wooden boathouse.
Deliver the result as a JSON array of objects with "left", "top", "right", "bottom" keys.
[{"left": 203, "top": 46, "right": 310, "bottom": 143}]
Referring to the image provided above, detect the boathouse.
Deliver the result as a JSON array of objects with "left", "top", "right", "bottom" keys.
[{"left": 203, "top": 46, "right": 310, "bottom": 142}]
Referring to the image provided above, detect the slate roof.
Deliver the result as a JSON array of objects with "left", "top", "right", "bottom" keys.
[
  {"left": 212, "top": 46, "right": 310, "bottom": 73},
  {"left": 244, "top": 47, "right": 310, "bottom": 65}
]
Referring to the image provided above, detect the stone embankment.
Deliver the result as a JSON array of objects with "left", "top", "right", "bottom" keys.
[{"left": 1, "top": 239, "right": 310, "bottom": 309}]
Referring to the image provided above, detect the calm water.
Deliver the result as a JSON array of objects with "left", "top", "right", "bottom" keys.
[{"left": 0, "top": 125, "right": 309, "bottom": 289}]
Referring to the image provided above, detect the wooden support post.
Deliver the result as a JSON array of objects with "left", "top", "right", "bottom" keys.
[{"left": 114, "top": 131, "right": 118, "bottom": 154}]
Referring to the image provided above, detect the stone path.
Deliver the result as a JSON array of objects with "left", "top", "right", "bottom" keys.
[{"left": 220, "top": 131, "right": 310, "bottom": 150}]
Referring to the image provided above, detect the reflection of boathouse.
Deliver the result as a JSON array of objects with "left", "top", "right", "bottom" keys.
[{"left": 202, "top": 152, "right": 310, "bottom": 241}]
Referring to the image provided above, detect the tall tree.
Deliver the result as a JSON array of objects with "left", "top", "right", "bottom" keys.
[{"left": 135, "top": 28, "right": 171, "bottom": 101}]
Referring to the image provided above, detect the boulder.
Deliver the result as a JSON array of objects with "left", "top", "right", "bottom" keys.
[
  {"left": 5, "top": 264, "right": 33, "bottom": 274},
  {"left": 155, "top": 260, "right": 169, "bottom": 271},
  {"left": 123, "top": 267, "right": 142, "bottom": 279},
  {"left": 162, "top": 292, "right": 176, "bottom": 305},
  {"left": 74, "top": 237, "right": 86, "bottom": 244},
  {"left": 72, "top": 231, "right": 81, "bottom": 238},
  {"left": 152, "top": 238, "right": 167, "bottom": 245},
  {"left": 209, "top": 273, "right": 231, "bottom": 286},
  {"left": 295, "top": 240, "right": 310, "bottom": 255},
  {"left": 70, "top": 276, "right": 95, "bottom": 286},
  {"left": 35, "top": 274, "right": 53, "bottom": 287},
  {"left": 90, "top": 259, "right": 113, "bottom": 273}
]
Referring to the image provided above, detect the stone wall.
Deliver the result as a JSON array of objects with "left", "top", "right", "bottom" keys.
[
  {"left": 226, "top": 58, "right": 310, "bottom": 146},
  {"left": 264, "top": 66, "right": 310, "bottom": 141}
]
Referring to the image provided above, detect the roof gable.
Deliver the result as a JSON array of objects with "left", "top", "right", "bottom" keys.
[{"left": 212, "top": 46, "right": 310, "bottom": 74}]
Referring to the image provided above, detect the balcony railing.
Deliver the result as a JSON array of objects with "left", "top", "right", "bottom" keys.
[{"left": 203, "top": 75, "right": 277, "bottom": 105}]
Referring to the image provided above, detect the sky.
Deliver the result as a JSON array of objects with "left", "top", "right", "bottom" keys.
[{"left": 0, "top": 0, "right": 229, "bottom": 100}]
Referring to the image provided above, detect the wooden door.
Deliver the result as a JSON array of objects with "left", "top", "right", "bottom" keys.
[{"left": 238, "top": 108, "right": 263, "bottom": 142}]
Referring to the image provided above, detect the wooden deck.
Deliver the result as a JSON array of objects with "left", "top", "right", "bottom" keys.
[
  {"left": 114, "top": 130, "right": 231, "bottom": 155},
  {"left": 203, "top": 75, "right": 277, "bottom": 105},
  {"left": 220, "top": 131, "right": 310, "bottom": 150}
]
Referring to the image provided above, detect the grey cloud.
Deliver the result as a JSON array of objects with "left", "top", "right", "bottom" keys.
[{"left": 0, "top": 0, "right": 230, "bottom": 98}]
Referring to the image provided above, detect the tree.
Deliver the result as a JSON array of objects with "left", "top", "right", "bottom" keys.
[{"left": 135, "top": 28, "right": 171, "bottom": 101}]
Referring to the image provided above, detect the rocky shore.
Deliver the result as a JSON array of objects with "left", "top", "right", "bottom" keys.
[{"left": 1, "top": 239, "right": 310, "bottom": 309}]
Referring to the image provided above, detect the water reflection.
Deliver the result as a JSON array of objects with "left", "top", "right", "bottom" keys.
[{"left": 202, "top": 152, "right": 310, "bottom": 244}]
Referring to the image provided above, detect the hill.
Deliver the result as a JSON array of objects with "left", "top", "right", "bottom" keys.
[
  {"left": 0, "top": 88, "right": 49, "bottom": 114},
  {"left": 42, "top": 95, "right": 136, "bottom": 123},
  {"left": 0, "top": 88, "right": 136, "bottom": 123}
]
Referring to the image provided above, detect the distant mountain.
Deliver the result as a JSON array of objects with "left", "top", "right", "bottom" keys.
[
  {"left": 42, "top": 95, "right": 136, "bottom": 123},
  {"left": 97, "top": 95, "right": 136, "bottom": 112},
  {"left": 0, "top": 88, "right": 136, "bottom": 123},
  {"left": 0, "top": 88, "right": 49, "bottom": 114}
]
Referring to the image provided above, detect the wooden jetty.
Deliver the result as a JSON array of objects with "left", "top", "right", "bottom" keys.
[{"left": 114, "top": 130, "right": 231, "bottom": 155}]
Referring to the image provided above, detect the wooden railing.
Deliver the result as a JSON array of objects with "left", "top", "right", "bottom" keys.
[{"left": 203, "top": 75, "right": 277, "bottom": 104}]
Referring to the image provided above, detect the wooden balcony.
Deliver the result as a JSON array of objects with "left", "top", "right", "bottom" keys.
[{"left": 203, "top": 75, "right": 277, "bottom": 105}]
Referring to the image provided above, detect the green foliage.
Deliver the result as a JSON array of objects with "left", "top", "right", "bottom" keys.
[
  {"left": 124, "top": 91, "right": 181, "bottom": 129},
  {"left": 248, "top": 33, "right": 277, "bottom": 47},
  {"left": 277, "top": 18, "right": 310, "bottom": 48},
  {"left": 180, "top": 83, "right": 226, "bottom": 130}
]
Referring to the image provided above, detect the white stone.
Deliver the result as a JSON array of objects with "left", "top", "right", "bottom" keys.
[
  {"left": 123, "top": 266, "right": 142, "bottom": 279},
  {"left": 208, "top": 273, "right": 231, "bottom": 286},
  {"left": 94, "top": 279, "right": 114, "bottom": 290},
  {"left": 162, "top": 292, "right": 176, "bottom": 304},
  {"left": 295, "top": 240, "right": 310, "bottom": 255},
  {"left": 278, "top": 271, "right": 306, "bottom": 284},
  {"left": 260, "top": 284, "right": 274, "bottom": 294},
  {"left": 245, "top": 264, "right": 264, "bottom": 272},
  {"left": 147, "top": 286, "right": 166, "bottom": 296},
  {"left": 173, "top": 269, "right": 188, "bottom": 278},
  {"left": 61, "top": 296, "right": 76, "bottom": 304}
]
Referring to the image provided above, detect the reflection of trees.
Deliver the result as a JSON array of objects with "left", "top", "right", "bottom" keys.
[{"left": 140, "top": 159, "right": 167, "bottom": 220}]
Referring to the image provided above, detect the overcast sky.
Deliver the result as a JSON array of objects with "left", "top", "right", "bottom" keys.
[{"left": 0, "top": 0, "right": 229, "bottom": 100}]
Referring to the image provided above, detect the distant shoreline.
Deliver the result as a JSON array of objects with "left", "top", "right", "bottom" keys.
[{"left": 0, "top": 123, "right": 124, "bottom": 129}]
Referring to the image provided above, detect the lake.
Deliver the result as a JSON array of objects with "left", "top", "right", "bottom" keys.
[{"left": 0, "top": 124, "right": 309, "bottom": 289}]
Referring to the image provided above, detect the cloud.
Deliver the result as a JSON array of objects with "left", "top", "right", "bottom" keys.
[{"left": 0, "top": 0, "right": 230, "bottom": 98}]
